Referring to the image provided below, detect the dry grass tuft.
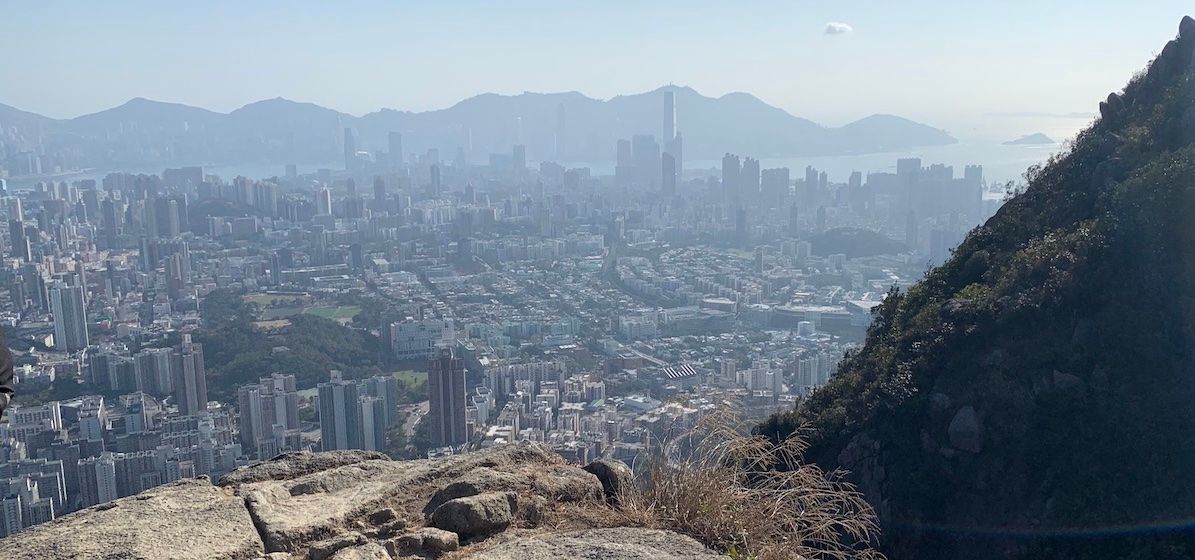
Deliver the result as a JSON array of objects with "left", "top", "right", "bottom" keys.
[{"left": 616, "top": 409, "right": 884, "bottom": 560}]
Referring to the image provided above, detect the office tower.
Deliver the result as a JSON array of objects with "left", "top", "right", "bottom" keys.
[
  {"left": 631, "top": 135, "right": 661, "bottom": 189},
  {"left": 616, "top": 139, "right": 632, "bottom": 167},
  {"left": 8, "top": 220, "right": 30, "bottom": 261},
  {"left": 50, "top": 283, "right": 88, "bottom": 352},
  {"left": 372, "top": 176, "right": 387, "bottom": 213},
  {"left": 554, "top": 103, "right": 566, "bottom": 160},
  {"left": 762, "top": 167, "right": 790, "bottom": 208},
  {"left": 343, "top": 128, "right": 357, "bottom": 172},
  {"left": 804, "top": 166, "right": 819, "bottom": 202},
  {"left": 431, "top": 165, "right": 442, "bottom": 198},
  {"left": 663, "top": 89, "right": 676, "bottom": 144},
  {"left": 315, "top": 187, "right": 332, "bottom": 215},
  {"left": 318, "top": 371, "right": 361, "bottom": 451},
  {"left": 512, "top": 145, "right": 526, "bottom": 172},
  {"left": 429, "top": 347, "right": 467, "bottom": 448},
  {"left": 665, "top": 131, "right": 683, "bottom": 179},
  {"left": 742, "top": 157, "right": 761, "bottom": 201},
  {"left": 788, "top": 203, "right": 800, "bottom": 238},
  {"left": 166, "top": 254, "right": 186, "bottom": 300},
  {"left": 722, "top": 154, "right": 741, "bottom": 201},
  {"left": 388, "top": 132, "right": 403, "bottom": 169},
  {"left": 661, "top": 153, "right": 677, "bottom": 197},
  {"left": 285, "top": 164, "right": 298, "bottom": 180},
  {"left": 172, "top": 336, "right": 207, "bottom": 416}
]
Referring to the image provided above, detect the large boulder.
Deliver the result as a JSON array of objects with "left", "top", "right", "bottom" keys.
[
  {"left": 583, "top": 459, "right": 635, "bottom": 504},
  {"left": 471, "top": 528, "right": 725, "bottom": 559},
  {"left": 428, "top": 492, "right": 516, "bottom": 539},
  {"left": 1, "top": 479, "right": 264, "bottom": 560}
]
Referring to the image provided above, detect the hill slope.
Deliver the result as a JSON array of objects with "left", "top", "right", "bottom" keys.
[{"left": 760, "top": 16, "right": 1195, "bottom": 560}]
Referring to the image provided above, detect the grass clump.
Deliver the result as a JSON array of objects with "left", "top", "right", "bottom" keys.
[{"left": 618, "top": 410, "right": 884, "bottom": 560}]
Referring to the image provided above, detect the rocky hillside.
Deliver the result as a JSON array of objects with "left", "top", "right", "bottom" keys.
[
  {"left": 0, "top": 444, "right": 723, "bottom": 560},
  {"left": 761, "top": 16, "right": 1195, "bottom": 560}
]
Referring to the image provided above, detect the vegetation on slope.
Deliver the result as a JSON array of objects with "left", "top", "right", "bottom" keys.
[{"left": 760, "top": 17, "right": 1195, "bottom": 560}]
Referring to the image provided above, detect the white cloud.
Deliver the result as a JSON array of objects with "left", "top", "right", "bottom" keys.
[{"left": 824, "top": 22, "right": 853, "bottom": 35}]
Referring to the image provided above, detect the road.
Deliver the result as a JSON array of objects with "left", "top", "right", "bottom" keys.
[{"left": 401, "top": 401, "right": 429, "bottom": 439}]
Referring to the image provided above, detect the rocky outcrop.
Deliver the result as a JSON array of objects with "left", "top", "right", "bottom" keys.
[
  {"left": 0, "top": 479, "right": 264, "bottom": 560},
  {"left": 471, "top": 528, "right": 725, "bottom": 559},
  {"left": 1, "top": 443, "right": 725, "bottom": 559}
]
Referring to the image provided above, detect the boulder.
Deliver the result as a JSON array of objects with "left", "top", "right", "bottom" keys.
[
  {"left": 416, "top": 527, "right": 460, "bottom": 553},
  {"left": 307, "top": 532, "right": 366, "bottom": 560},
  {"left": 530, "top": 464, "right": 603, "bottom": 502},
  {"left": 948, "top": 405, "right": 983, "bottom": 453},
  {"left": 428, "top": 492, "right": 516, "bottom": 539},
  {"left": 219, "top": 450, "right": 389, "bottom": 487},
  {"left": 470, "top": 527, "right": 725, "bottom": 559},
  {"left": 583, "top": 459, "right": 635, "bottom": 504},
  {"left": 328, "top": 542, "right": 390, "bottom": 560},
  {"left": 0, "top": 479, "right": 264, "bottom": 560},
  {"left": 422, "top": 467, "right": 526, "bottom": 514}
]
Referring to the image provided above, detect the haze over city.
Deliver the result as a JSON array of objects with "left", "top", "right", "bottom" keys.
[{"left": 3, "top": 6, "right": 1195, "bottom": 560}]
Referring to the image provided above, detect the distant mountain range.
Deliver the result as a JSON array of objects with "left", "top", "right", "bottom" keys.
[{"left": 0, "top": 86, "right": 957, "bottom": 170}]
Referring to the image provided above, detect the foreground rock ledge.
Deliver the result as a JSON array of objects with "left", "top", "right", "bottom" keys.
[
  {"left": 473, "top": 528, "right": 726, "bottom": 559},
  {"left": 0, "top": 478, "right": 264, "bottom": 560}
]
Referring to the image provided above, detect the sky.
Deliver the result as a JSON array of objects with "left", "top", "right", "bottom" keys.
[{"left": 1, "top": 1, "right": 1192, "bottom": 137}]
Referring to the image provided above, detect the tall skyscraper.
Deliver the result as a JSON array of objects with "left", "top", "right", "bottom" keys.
[
  {"left": 631, "top": 135, "right": 661, "bottom": 189},
  {"left": 722, "top": 154, "right": 741, "bottom": 201},
  {"left": 741, "top": 157, "right": 761, "bottom": 201},
  {"left": 663, "top": 89, "right": 676, "bottom": 144},
  {"left": 372, "top": 176, "right": 387, "bottom": 213},
  {"left": 343, "top": 128, "right": 357, "bottom": 172},
  {"left": 429, "top": 347, "right": 467, "bottom": 448},
  {"left": 8, "top": 220, "right": 30, "bottom": 262},
  {"left": 50, "top": 283, "right": 88, "bottom": 352},
  {"left": 661, "top": 153, "right": 677, "bottom": 197},
  {"left": 172, "top": 335, "right": 207, "bottom": 416}
]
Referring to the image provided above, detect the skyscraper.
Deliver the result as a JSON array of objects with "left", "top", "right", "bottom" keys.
[
  {"left": 343, "top": 128, "right": 357, "bottom": 172},
  {"left": 372, "top": 176, "right": 387, "bottom": 213},
  {"left": 50, "top": 283, "right": 88, "bottom": 352},
  {"left": 663, "top": 89, "right": 676, "bottom": 143},
  {"left": 315, "top": 187, "right": 332, "bottom": 216},
  {"left": 172, "top": 335, "right": 207, "bottom": 416},
  {"left": 631, "top": 135, "right": 661, "bottom": 189},
  {"left": 722, "top": 154, "right": 741, "bottom": 201},
  {"left": 318, "top": 371, "right": 361, "bottom": 451},
  {"left": 429, "top": 347, "right": 467, "bottom": 448},
  {"left": 661, "top": 152, "right": 677, "bottom": 197}
]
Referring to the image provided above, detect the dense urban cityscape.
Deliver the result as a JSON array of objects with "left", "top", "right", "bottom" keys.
[{"left": 0, "top": 88, "right": 1011, "bottom": 536}]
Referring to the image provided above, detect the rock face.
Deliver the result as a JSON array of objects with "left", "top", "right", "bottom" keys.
[
  {"left": 428, "top": 492, "right": 516, "bottom": 539},
  {"left": 583, "top": 459, "right": 635, "bottom": 504},
  {"left": 1, "top": 443, "right": 726, "bottom": 559},
  {"left": 472, "top": 528, "right": 725, "bottom": 559},
  {"left": 0, "top": 479, "right": 264, "bottom": 560},
  {"left": 760, "top": 16, "right": 1195, "bottom": 560}
]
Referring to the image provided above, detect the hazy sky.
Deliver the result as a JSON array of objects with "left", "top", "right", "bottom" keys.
[{"left": 2, "top": 1, "right": 1191, "bottom": 132}]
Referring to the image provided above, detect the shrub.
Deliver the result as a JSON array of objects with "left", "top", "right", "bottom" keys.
[{"left": 619, "top": 410, "right": 883, "bottom": 560}]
